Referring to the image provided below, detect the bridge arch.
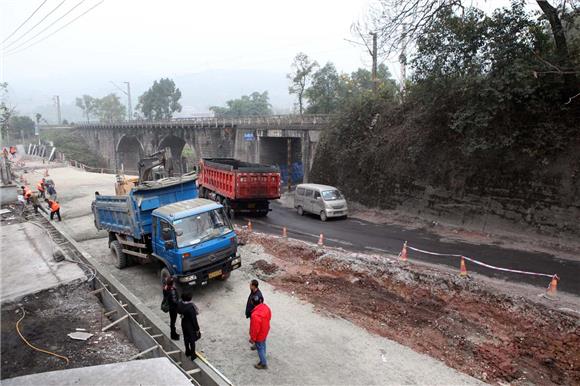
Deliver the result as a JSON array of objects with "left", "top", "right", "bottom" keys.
[
  {"left": 117, "top": 135, "right": 144, "bottom": 175},
  {"left": 158, "top": 134, "right": 189, "bottom": 174}
]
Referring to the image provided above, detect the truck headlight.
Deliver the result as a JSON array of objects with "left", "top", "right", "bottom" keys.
[
  {"left": 231, "top": 257, "right": 241, "bottom": 266},
  {"left": 179, "top": 274, "right": 197, "bottom": 282}
]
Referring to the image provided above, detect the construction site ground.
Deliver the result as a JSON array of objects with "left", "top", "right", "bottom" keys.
[
  {"left": 11, "top": 161, "right": 580, "bottom": 385},
  {"left": 0, "top": 282, "right": 139, "bottom": 380}
]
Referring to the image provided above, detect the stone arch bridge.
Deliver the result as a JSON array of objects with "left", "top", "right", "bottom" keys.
[{"left": 75, "top": 115, "right": 331, "bottom": 183}]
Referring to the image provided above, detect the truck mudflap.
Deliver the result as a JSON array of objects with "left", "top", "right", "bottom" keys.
[{"left": 178, "top": 253, "right": 241, "bottom": 286}]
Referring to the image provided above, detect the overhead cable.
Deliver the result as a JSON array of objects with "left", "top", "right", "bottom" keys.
[
  {"left": 1, "top": 0, "right": 48, "bottom": 45},
  {"left": 7, "top": 0, "right": 103, "bottom": 56},
  {"left": 3, "top": 0, "right": 67, "bottom": 50}
]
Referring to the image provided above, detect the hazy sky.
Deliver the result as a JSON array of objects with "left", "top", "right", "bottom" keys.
[{"left": 1, "top": 0, "right": 375, "bottom": 83}]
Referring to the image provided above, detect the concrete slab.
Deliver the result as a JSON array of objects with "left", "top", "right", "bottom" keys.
[
  {"left": 2, "top": 357, "right": 192, "bottom": 386},
  {"left": 0, "top": 222, "right": 85, "bottom": 303}
]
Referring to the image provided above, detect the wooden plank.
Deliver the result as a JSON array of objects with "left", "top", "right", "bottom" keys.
[
  {"left": 88, "top": 287, "right": 105, "bottom": 295},
  {"left": 104, "top": 310, "right": 117, "bottom": 316},
  {"left": 186, "top": 369, "right": 201, "bottom": 375},
  {"left": 102, "top": 315, "right": 128, "bottom": 332},
  {"left": 122, "top": 249, "right": 149, "bottom": 258},
  {"left": 164, "top": 350, "right": 180, "bottom": 355},
  {"left": 151, "top": 334, "right": 163, "bottom": 339},
  {"left": 129, "top": 345, "right": 159, "bottom": 360}
]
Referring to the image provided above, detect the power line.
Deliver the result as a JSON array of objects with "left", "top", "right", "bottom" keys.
[
  {"left": 1, "top": 0, "right": 48, "bottom": 45},
  {"left": 7, "top": 0, "right": 102, "bottom": 56},
  {"left": 5, "top": 0, "right": 87, "bottom": 54},
  {"left": 3, "top": 0, "right": 68, "bottom": 50}
]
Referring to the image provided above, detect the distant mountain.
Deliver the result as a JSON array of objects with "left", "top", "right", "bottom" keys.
[{"left": 8, "top": 69, "right": 295, "bottom": 123}]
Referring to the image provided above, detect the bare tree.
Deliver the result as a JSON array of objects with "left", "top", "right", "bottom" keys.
[{"left": 288, "top": 53, "right": 318, "bottom": 115}]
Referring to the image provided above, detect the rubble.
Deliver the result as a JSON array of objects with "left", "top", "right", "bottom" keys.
[{"left": 240, "top": 230, "right": 580, "bottom": 385}]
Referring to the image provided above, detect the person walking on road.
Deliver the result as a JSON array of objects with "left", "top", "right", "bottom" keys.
[
  {"left": 245, "top": 279, "right": 264, "bottom": 350},
  {"left": 178, "top": 292, "right": 200, "bottom": 361},
  {"left": 249, "top": 295, "right": 271, "bottom": 370},
  {"left": 163, "top": 277, "right": 180, "bottom": 341},
  {"left": 46, "top": 183, "right": 57, "bottom": 201},
  {"left": 45, "top": 198, "right": 61, "bottom": 221}
]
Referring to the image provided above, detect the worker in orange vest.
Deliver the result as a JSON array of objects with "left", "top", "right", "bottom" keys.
[
  {"left": 45, "top": 198, "right": 61, "bottom": 221},
  {"left": 21, "top": 185, "right": 32, "bottom": 203},
  {"left": 37, "top": 179, "right": 46, "bottom": 198}
]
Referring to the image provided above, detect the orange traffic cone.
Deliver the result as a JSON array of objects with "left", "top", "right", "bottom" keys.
[
  {"left": 247, "top": 221, "right": 252, "bottom": 232},
  {"left": 317, "top": 233, "right": 324, "bottom": 247},
  {"left": 546, "top": 275, "right": 559, "bottom": 297},
  {"left": 460, "top": 256, "right": 468, "bottom": 277},
  {"left": 44, "top": 168, "right": 49, "bottom": 177},
  {"left": 399, "top": 241, "right": 408, "bottom": 262},
  {"left": 282, "top": 227, "right": 288, "bottom": 238}
]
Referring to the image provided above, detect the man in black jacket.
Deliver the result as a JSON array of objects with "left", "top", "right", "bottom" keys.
[
  {"left": 163, "top": 277, "right": 180, "bottom": 340},
  {"left": 245, "top": 279, "right": 264, "bottom": 350},
  {"left": 178, "top": 292, "right": 200, "bottom": 361}
]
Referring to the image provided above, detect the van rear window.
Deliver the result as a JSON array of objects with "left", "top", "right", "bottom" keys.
[
  {"left": 305, "top": 189, "right": 314, "bottom": 197},
  {"left": 296, "top": 187, "right": 305, "bottom": 195}
]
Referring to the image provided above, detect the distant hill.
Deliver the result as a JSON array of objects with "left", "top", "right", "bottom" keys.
[{"left": 8, "top": 69, "right": 295, "bottom": 123}]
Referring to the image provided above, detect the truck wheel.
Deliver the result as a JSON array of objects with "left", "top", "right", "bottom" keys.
[
  {"left": 110, "top": 240, "right": 128, "bottom": 269},
  {"left": 218, "top": 272, "right": 231, "bottom": 281},
  {"left": 297, "top": 206, "right": 304, "bottom": 216},
  {"left": 320, "top": 210, "right": 328, "bottom": 222},
  {"left": 160, "top": 267, "right": 171, "bottom": 285}
]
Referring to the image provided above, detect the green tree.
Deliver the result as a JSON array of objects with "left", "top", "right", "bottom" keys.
[
  {"left": 75, "top": 95, "right": 97, "bottom": 122},
  {"left": 305, "top": 63, "right": 341, "bottom": 114},
  {"left": 288, "top": 53, "right": 318, "bottom": 115},
  {"left": 137, "top": 78, "right": 182, "bottom": 120},
  {"left": 0, "top": 83, "right": 14, "bottom": 143},
  {"left": 9, "top": 116, "right": 35, "bottom": 139},
  {"left": 95, "top": 94, "right": 126, "bottom": 123},
  {"left": 210, "top": 91, "right": 272, "bottom": 117}
]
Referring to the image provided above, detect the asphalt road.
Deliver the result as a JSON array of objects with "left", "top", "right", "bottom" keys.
[{"left": 237, "top": 202, "right": 580, "bottom": 296}]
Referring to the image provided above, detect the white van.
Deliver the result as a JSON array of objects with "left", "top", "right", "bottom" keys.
[{"left": 294, "top": 183, "right": 348, "bottom": 221}]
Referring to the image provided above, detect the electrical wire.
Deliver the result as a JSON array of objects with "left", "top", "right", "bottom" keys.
[
  {"left": 16, "top": 306, "right": 71, "bottom": 365},
  {"left": 1, "top": 0, "right": 48, "bottom": 45},
  {"left": 3, "top": 0, "right": 67, "bottom": 50},
  {"left": 5, "top": 0, "right": 86, "bottom": 54},
  {"left": 7, "top": 0, "right": 102, "bottom": 56}
]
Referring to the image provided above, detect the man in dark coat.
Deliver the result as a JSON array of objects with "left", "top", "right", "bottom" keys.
[
  {"left": 245, "top": 279, "right": 264, "bottom": 350},
  {"left": 178, "top": 292, "right": 200, "bottom": 361},
  {"left": 163, "top": 277, "right": 180, "bottom": 340}
]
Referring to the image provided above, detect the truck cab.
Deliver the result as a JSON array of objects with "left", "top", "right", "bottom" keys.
[{"left": 152, "top": 198, "right": 241, "bottom": 286}]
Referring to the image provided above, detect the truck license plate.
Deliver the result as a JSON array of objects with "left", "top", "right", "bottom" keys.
[{"left": 208, "top": 270, "right": 222, "bottom": 279}]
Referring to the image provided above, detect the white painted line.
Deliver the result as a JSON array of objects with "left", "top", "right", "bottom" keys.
[{"left": 365, "top": 246, "right": 390, "bottom": 253}]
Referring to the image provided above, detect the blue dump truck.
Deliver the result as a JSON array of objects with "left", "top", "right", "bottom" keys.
[{"left": 92, "top": 175, "right": 241, "bottom": 287}]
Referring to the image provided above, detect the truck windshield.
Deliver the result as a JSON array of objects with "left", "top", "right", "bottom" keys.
[
  {"left": 174, "top": 208, "right": 233, "bottom": 247},
  {"left": 321, "top": 190, "right": 342, "bottom": 201}
]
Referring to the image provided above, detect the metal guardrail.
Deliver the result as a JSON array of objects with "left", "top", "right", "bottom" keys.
[{"left": 74, "top": 114, "right": 333, "bottom": 129}]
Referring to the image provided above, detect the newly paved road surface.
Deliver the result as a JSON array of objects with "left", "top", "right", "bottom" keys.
[{"left": 238, "top": 202, "right": 580, "bottom": 295}]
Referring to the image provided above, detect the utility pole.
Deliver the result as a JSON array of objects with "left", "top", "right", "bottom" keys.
[
  {"left": 124, "top": 82, "right": 132, "bottom": 121},
  {"left": 110, "top": 81, "right": 132, "bottom": 120},
  {"left": 54, "top": 95, "right": 61, "bottom": 125},
  {"left": 370, "top": 32, "right": 378, "bottom": 92}
]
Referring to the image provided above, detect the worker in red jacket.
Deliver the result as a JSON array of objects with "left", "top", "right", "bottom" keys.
[
  {"left": 45, "top": 198, "right": 61, "bottom": 221},
  {"left": 37, "top": 179, "right": 46, "bottom": 198},
  {"left": 249, "top": 295, "right": 271, "bottom": 370}
]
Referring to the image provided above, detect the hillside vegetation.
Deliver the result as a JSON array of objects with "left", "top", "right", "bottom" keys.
[{"left": 311, "top": 2, "right": 580, "bottom": 235}]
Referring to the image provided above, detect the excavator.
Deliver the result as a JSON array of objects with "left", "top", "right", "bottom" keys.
[{"left": 114, "top": 150, "right": 177, "bottom": 195}]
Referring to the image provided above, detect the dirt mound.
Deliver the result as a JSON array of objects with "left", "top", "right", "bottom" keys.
[
  {"left": 252, "top": 259, "right": 279, "bottom": 275},
  {"left": 244, "top": 231, "right": 580, "bottom": 385}
]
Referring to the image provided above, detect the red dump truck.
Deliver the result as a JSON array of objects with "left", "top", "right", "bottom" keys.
[{"left": 198, "top": 158, "right": 281, "bottom": 218}]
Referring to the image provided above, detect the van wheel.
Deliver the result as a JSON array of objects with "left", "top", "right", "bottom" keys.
[
  {"left": 160, "top": 267, "right": 171, "bottom": 285},
  {"left": 219, "top": 272, "right": 231, "bottom": 281},
  {"left": 110, "top": 240, "right": 128, "bottom": 269},
  {"left": 297, "top": 206, "right": 304, "bottom": 216},
  {"left": 320, "top": 211, "right": 328, "bottom": 222}
]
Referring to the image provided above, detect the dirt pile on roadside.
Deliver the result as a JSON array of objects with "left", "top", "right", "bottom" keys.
[{"left": 241, "top": 230, "right": 580, "bottom": 385}]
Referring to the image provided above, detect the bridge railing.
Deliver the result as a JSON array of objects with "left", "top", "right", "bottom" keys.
[{"left": 74, "top": 114, "right": 333, "bottom": 129}]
